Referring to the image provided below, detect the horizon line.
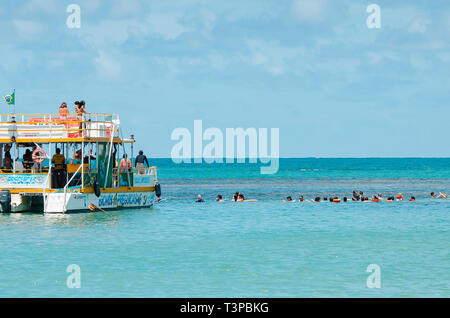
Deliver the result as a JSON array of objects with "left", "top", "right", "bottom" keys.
[{"left": 146, "top": 156, "right": 450, "bottom": 159}]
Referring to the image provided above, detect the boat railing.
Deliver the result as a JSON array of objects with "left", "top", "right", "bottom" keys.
[
  {"left": 132, "top": 166, "right": 157, "bottom": 177},
  {"left": 63, "top": 164, "right": 83, "bottom": 211},
  {"left": 110, "top": 166, "right": 157, "bottom": 187},
  {"left": 0, "top": 113, "right": 120, "bottom": 140}
]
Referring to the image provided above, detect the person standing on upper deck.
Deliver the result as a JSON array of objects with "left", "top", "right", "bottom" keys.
[
  {"left": 59, "top": 102, "right": 69, "bottom": 117},
  {"left": 74, "top": 100, "right": 86, "bottom": 136},
  {"left": 135, "top": 150, "right": 150, "bottom": 174},
  {"left": 74, "top": 100, "right": 86, "bottom": 115}
]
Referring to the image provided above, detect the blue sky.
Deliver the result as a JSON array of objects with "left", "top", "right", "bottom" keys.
[{"left": 0, "top": 0, "right": 449, "bottom": 157}]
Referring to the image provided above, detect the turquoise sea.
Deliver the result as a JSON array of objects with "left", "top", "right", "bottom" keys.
[{"left": 0, "top": 158, "right": 449, "bottom": 297}]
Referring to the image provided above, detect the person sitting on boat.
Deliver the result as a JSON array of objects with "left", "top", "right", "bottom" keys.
[
  {"left": 119, "top": 154, "right": 132, "bottom": 173},
  {"left": 71, "top": 149, "right": 82, "bottom": 164},
  {"left": 135, "top": 150, "right": 150, "bottom": 175},
  {"left": 2, "top": 152, "right": 13, "bottom": 172},
  {"left": 83, "top": 150, "right": 96, "bottom": 164},
  {"left": 22, "top": 149, "right": 33, "bottom": 172},
  {"left": 52, "top": 148, "right": 66, "bottom": 189}
]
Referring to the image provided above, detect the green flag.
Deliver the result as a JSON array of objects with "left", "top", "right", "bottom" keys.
[{"left": 4, "top": 91, "right": 15, "bottom": 105}]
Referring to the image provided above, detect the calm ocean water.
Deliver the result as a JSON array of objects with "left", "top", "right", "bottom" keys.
[{"left": 0, "top": 158, "right": 449, "bottom": 297}]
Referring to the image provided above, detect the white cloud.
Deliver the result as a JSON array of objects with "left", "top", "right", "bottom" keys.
[
  {"left": 0, "top": 45, "right": 33, "bottom": 72},
  {"left": 436, "top": 52, "right": 450, "bottom": 63},
  {"left": 13, "top": 20, "right": 47, "bottom": 40},
  {"left": 251, "top": 52, "right": 269, "bottom": 65},
  {"left": 93, "top": 52, "right": 122, "bottom": 80},
  {"left": 146, "top": 13, "right": 192, "bottom": 40},
  {"left": 409, "top": 54, "right": 432, "bottom": 70},
  {"left": 76, "top": 18, "right": 148, "bottom": 49},
  {"left": 366, "top": 51, "right": 401, "bottom": 65},
  {"left": 208, "top": 53, "right": 227, "bottom": 71},
  {"left": 200, "top": 8, "right": 216, "bottom": 32},
  {"left": 291, "top": 0, "right": 327, "bottom": 23},
  {"left": 22, "top": 0, "right": 62, "bottom": 15},
  {"left": 109, "top": 0, "right": 142, "bottom": 17},
  {"left": 77, "top": 0, "right": 103, "bottom": 14},
  {"left": 408, "top": 18, "right": 431, "bottom": 34},
  {"left": 245, "top": 39, "right": 306, "bottom": 75}
]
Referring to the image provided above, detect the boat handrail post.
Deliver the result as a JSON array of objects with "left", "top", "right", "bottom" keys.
[
  {"left": 13, "top": 143, "right": 16, "bottom": 174},
  {"left": 81, "top": 141, "right": 84, "bottom": 190},
  {"left": 43, "top": 163, "right": 52, "bottom": 212},
  {"left": 104, "top": 124, "right": 115, "bottom": 189}
]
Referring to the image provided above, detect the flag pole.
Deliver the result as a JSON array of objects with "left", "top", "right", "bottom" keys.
[{"left": 13, "top": 88, "right": 16, "bottom": 115}]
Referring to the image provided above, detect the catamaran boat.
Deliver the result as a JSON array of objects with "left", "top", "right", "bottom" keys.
[{"left": 0, "top": 112, "right": 160, "bottom": 213}]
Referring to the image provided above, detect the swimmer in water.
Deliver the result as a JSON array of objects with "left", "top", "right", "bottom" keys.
[
  {"left": 298, "top": 195, "right": 304, "bottom": 202},
  {"left": 216, "top": 195, "right": 224, "bottom": 202},
  {"left": 432, "top": 192, "right": 448, "bottom": 199},
  {"left": 409, "top": 196, "right": 416, "bottom": 201},
  {"left": 352, "top": 190, "right": 360, "bottom": 201},
  {"left": 314, "top": 197, "right": 321, "bottom": 202},
  {"left": 196, "top": 194, "right": 205, "bottom": 203},
  {"left": 343, "top": 197, "right": 348, "bottom": 202},
  {"left": 237, "top": 193, "right": 257, "bottom": 202},
  {"left": 285, "top": 196, "right": 293, "bottom": 202},
  {"left": 232, "top": 192, "right": 240, "bottom": 201}
]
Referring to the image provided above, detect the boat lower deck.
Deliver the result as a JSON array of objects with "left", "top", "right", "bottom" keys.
[{"left": 1, "top": 186, "right": 157, "bottom": 213}]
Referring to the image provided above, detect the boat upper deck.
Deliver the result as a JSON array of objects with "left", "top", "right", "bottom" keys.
[{"left": 0, "top": 113, "right": 131, "bottom": 144}]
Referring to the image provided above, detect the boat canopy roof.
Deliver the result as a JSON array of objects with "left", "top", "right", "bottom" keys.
[{"left": 0, "top": 113, "right": 134, "bottom": 144}]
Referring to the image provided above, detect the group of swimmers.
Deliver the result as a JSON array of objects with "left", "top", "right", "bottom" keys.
[
  {"left": 283, "top": 191, "right": 449, "bottom": 203},
  {"left": 195, "top": 191, "right": 449, "bottom": 203},
  {"left": 196, "top": 192, "right": 258, "bottom": 202}
]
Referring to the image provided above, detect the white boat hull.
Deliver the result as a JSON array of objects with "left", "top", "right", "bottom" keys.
[{"left": 44, "top": 191, "right": 156, "bottom": 213}]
